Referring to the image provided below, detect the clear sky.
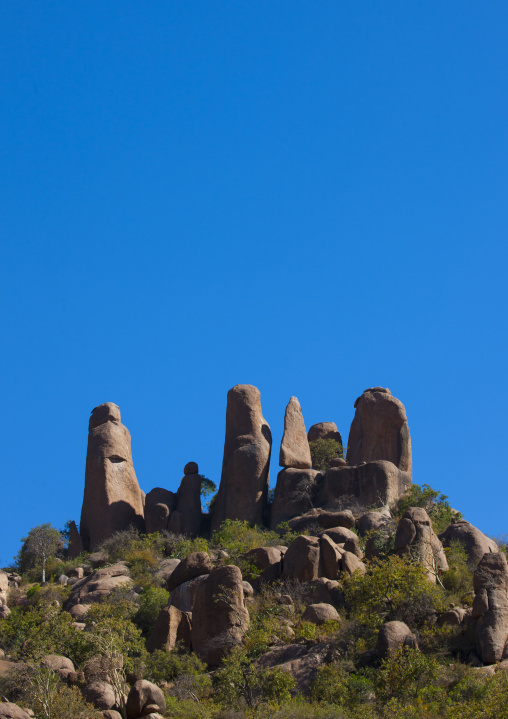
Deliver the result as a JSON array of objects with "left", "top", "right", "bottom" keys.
[{"left": 1, "top": 2, "right": 507, "bottom": 567}]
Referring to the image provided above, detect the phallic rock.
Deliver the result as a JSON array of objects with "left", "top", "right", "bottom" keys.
[
  {"left": 279, "top": 397, "right": 312, "bottom": 469},
  {"left": 82, "top": 680, "right": 117, "bottom": 710},
  {"left": 184, "top": 461, "right": 199, "bottom": 475},
  {"left": 80, "top": 403, "right": 145, "bottom": 550},
  {"left": 126, "top": 680, "right": 166, "bottom": 719},
  {"left": 302, "top": 603, "right": 340, "bottom": 624},
  {"left": 439, "top": 520, "right": 498, "bottom": 566},
  {"left": 472, "top": 553, "right": 508, "bottom": 664},
  {"left": 341, "top": 551, "right": 366, "bottom": 576},
  {"left": 307, "top": 422, "right": 342, "bottom": 446},
  {"left": 146, "top": 605, "right": 192, "bottom": 652},
  {"left": 394, "top": 508, "right": 448, "bottom": 582},
  {"left": 319, "top": 535, "right": 343, "bottom": 580},
  {"left": 144, "top": 488, "right": 176, "bottom": 534},
  {"left": 65, "top": 562, "right": 131, "bottom": 608},
  {"left": 155, "top": 557, "right": 181, "bottom": 585},
  {"left": 41, "top": 654, "right": 75, "bottom": 680},
  {"left": 357, "top": 511, "right": 391, "bottom": 536},
  {"left": 191, "top": 565, "right": 250, "bottom": 666},
  {"left": 282, "top": 535, "right": 321, "bottom": 582},
  {"left": 242, "top": 547, "right": 284, "bottom": 581},
  {"left": 347, "top": 387, "right": 412, "bottom": 475},
  {"left": 212, "top": 385, "right": 272, "bottom": 530},
  {"left": 377, "top": 621, "right": 418, "bottom": 658},
  {"left": 67, "top": 520, "right": 83, "bottom": 558},
  {"left": 167, "top": 552, "right": 211, "bottom": 591},
  {"left": 256, "top": 642, "right": 332, "bottom": 693},
  {"left": 318, "top": 460, "right": 411, "bottom": 510},
  {"left": 288, "top": 509, "right": 355, "bottom": 533},
  {"left": 169, "top": 575, "right": 208, "bottom": 613},
  {"left": 167, "top": 470, "right": 202, "bottom": 537},
  {"left": 270, "top": 468, "right": 321, "bottom": 530},
  {"left": 0, "top": 703, "right": 32, "bottom": 719}
]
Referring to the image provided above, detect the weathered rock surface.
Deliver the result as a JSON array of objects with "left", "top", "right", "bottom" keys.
[
  {"left": 357, "top": 510, "right": 391, "bottom": 536},
  {"left": 155, "top": 557, "right": 181, "bottom": 585},
  {"left": 437, "top": 607, "right": 468, "bottom": 627},
  {"left": 302, "top": 603, "right": 340, "bottom": 624},
  {"left": 472, "top": 552, "right": 508, "bottom": 664},
  {"left": 67, "top": 520, "right": 83, "bottom": 558},
  {"left": 394, "top": 507, "right": 448, "bottom": 582},
  {"left": 242, "top": 546, "right": 284, "bottom": 581},
  {"left": 256, "top": 643, "right": 332, "bottom": 693},
  {"left": 41, "top": 654, "right": 75, "bottom": 680},
  {"left": 341, "top": 551, "right": 366, "bottom": 576},
  {"left": 65, "top": 562, "right": 131, "bottom": 608},
  {"left": 167, "top": 471, "right": 202, "bottom": 537},
  {"left": 167, "top": 552, "right": 211, "bottom": 591},
  {"left": 347, "top": 387, "right": 412, "bottom": 475},
  {"left": 319, "top": 534, "right": 343, "bottom": 580},
  {"left": 279, "top": 397, "right": 311, "bottom": 469},
  {"left": 377, "top": 621, "right": 418, "bottom": 658},
  {"left": 144, "top": 488, "right": 176, "bottom": 534},
  {"left": 318, "top": 460, "right": 411, "bottom": 510},
  {"left": 126, "top": 680, "right": 166, "bottom": 719},
  {"left": 318, "top": 527, "right": 362, "bottom": 558},
  {"left": 270, "top": 468, "right": 321, "bottom": 530},
  {"left": 212, "top": 385, "right": 272, "bottom": 529},
  {"left": 82, "top": 680, "right": 117, "bottom": 710},
  {"left": 439, "top": 520, "right": 498, "bottom": 566},
  {"left": 80, "top": 403, "right": 145, "bottom": 550},
  {"left": 282, "top": 535, "right": 321, "bottom": 582},
  {"left": 288, "top": 509, "right": 355, "bottom": 533},
  {"left": 191, "top": 565, "right": 250, "bottom": 665},
  {"left": 0, "top": 703, "right": 32, "bottom": 719},
  {"left": 147, "top": 605, "right": 192, "bottom": 652},
  {"left": 169, "top": 574, "right": 208, "bottom": 613},
  {"left": 307, "top": 422, "right": 342, "bottom": 446},
  {"left": 184, "top": 461, "right": 199, "bottom": 475}
]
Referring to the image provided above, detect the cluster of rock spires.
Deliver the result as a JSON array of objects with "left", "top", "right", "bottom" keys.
[{"left": 75, "top": 385, "right": 413, "bottom": 553}]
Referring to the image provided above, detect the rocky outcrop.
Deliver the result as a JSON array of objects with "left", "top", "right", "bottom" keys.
[
  {"left": 167, "top": 552, "right": 211, "bottom": 591},
  {"left": 439, "top": 520, "right": 498, "bottom": 566},
  {"left": 302, "top": 603, "right": 340, "bottom": 624},
  {"left": 288, "top": 509, "right": 355, "bottom": 533},
  {"left": 472, "top": 552, "right": 508, "bottom": 664},
  {"left": 212, "top": 385, "right": 272, "bottom": 530},
  {"left": 147, "top": 605, "right": 192, "bottom": 652},
  {"left": 308, "top": 422, "right": 342, "bottom": 446},
  {"left": 144, "top": 488, "right": 176, "bottom": 534},
  {"left": 67, "top": 520, "right": 83, "bottom": 558},
  {"left": 167, "top": 468, "right": 202, "bottom": 537},
  {"left": 394, "top": 507, "right": 448, "bottom": 582},
  {"left": 191, "top": 565, "right": 250, "bottom": 665},
  {"left": 169, "top": 575, "right": 208, "bottom": 613},
  {"left": 82, "top": 680, "right": 117, "bottom": 710},
  {"left": 279, "top": 397, "right": 311, "bottom": 469},
  {"left": 282, "top": 536, "right": 321, "bottom": 582},
  {"left": 376, "top": 621, "right": 418, "bottom": 658},
  {"left": 242, "top": 546, "right": 285, "bottom": 581},
  {"left": 357, "top": 510, "right": 391, "bottom": 535},
  {"left": 0, "top": 703, "right": 32, "bottom": 719},
  {"left": 80, "top": 403, "right": 145, "bottom": 550},
  {"left": 347, "top": 387, "right": 412, "bottom": 475},
  {"left": 256, "top": 643, "right": 332, "bottom": 693},
  {"left": 41, "top": 654, "right": 75, "bottom": 680},
  {"left": 318, "top": 460, "right": 411, "bottom": 510},
  {"left": 126, "top": 680, "right": 166, "bottom": 718},
  {"left": 270, "top": 468, "right": 321, "bottom": 530},
  {"left": 65, "top": 562, "right": 131, "bottom": 609}
]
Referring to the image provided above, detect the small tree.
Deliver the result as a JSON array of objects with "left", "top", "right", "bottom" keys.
[
  {"left": 309, "top": 439, "right": 343, "bottom": 471},
  {"left": 24, "top": 524, "right": 62, "bottom": 583},
  {"left": 199, "top": 475, "right": 217, "bottom": 511}
]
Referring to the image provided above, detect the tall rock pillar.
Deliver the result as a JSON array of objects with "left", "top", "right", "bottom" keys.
[
  {"left": 80, "top": 402, "right": 145, "bottom": 550},
  {"left": 211, "top": 385, "right": 271, "bottom": 530}
]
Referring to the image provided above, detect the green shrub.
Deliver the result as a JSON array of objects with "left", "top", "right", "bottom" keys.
[
  {"left": 396, "top": 484, "right": 461, "bottom": 534},
  {"left": 143, "top": 648, "right": 208, "bottom": 685},
  {"left": 441, "top": 540, "right": 474, "bottom": 599},
  {"left": 309, "top": 439, "right": 343, "bottom": 471},
  {"left": 375, "top": 646, "right": 441, "bottom": 702},
  {"left": 133, "top": 586, "right": 169, "bottom": 634},
  {"left": 211, "top": 520, "right": 282, "bottom": 565}
]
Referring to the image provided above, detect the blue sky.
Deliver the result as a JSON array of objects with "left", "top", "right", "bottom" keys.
[{"left": 1, "top": 2, "right": 507, "bottom": 566}]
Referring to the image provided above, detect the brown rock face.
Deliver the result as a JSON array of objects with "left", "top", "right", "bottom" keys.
[
  {"left": 279, "top": 397, "right": 311, "bottom": 469},
  {"left": 126, "top": 680, "right": 166, "bottom": 719},
  {"left": 146, "top": 605, "right": 192, "bottom": 652},
  {"left": 282, "top": 535, "right": 321, "bottom": 582},
  {"left": 439, "top": 520, "right": 498, "bottom": 566},
  {"left": 242, "top": 546, "right": 284, "bottom": 581},
  {"left": 347, "top": 388, "right": 412, "bottom": 475},
  {"left": 80, "top": 403, "right": 145, "bottom": 550},
  {"left": 288, "top": 509, "right": 355, "bottom": 533},
  {"left": 256, "top": 642, "right": 332, "bottom": 693},
  {"left": 67, "top": 520, "right": 83, "bottom": 558},
  {"left": 0, "top": 703, "right": 33, "bottom": 719},
  {"left": 394, "top": 507, "right": 448, "bottom": 582},
  {"left": 191, "top": 565, "right": 250, "bottom": 666},
  {"left": 167, "top": 472, "right": 202, "bottom": 536},
  {"left": 144, "top": 488, "right": 176, "bottom": 534},
  {"left": 319, "top": 534, "right": 343, "bottom": 580},
  {"left": 302, "top": 603, "right": 340, "bottom": 624},
  {"left": 473, "top": 553, "right": 508, "bottom": 664},
  {"left": 377, "top": 621, "right": 418, "bottom": 658},
  {"left": 318, "top": 460, "right": 411, "bottom": 510},
  {"left": 65, "top": 562, "right": 131, "bottom": 608},
  {"left": 270, "top": 468, "right": 321, "bottom": 530},
  {"left": 167, "top": 552, "right": 211, "bottom": 591},
  {"left": 307, "top": 422, "right": 342, "bottom": 446},
  {"left": 212, "top": 385, "right": 272, "bottom": 530}
]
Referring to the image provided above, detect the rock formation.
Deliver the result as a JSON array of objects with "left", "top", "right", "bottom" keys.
[
  {"left": 347, "top": 387, "right": 412, "bottom": 475},
  {"left": 279, "top": 396, "right": 311, "bottom": 469},
  {"left": 145, "top": 463, "right": 202, "bottom": 537},
  {"left": 144, "top": 488, "right": 176, "bottom": 534},
  {"left": 439, "top": 519, "right": 498, "bottom": 566},
  {"left": 472, "top": 552, "right": 508, "bottom": 664},
  {"left": 376, "top": 621, "right": 418, "bottom": 658},
  {"left": 80, "top": 403, "right": 145, "bottom": 551},
  {"left": 212, "top": 385, "right": 271, "bottom": 530},
  {"left": 318, "top": 460, "right": 411, "bottom": 509},
  {"left": 270, "top": 468, "right": 322, "bottom": 530},
  {"left": 394, "top": 507, "right": 448, "bottom": 582},
  {"left": 191, "top": 564, "right": 250, "bottom": 665},
  {"left": 307, "top": 422, "right": 342, "bottom": 447}
]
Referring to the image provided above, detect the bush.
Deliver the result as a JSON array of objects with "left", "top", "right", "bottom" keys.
[
  {"left": 396, "top": 484, "right": 461, "bottom": 534},
  {"left": 309, "top": 439, "right": 343, "bottom": 471},
  {"left": 441, "top": 540, "right": 474, "bottom": 599},
  {"left": 133, "top": 585, "right": 169, "bottom": 634},
  {"left": 143, "top": 648, "right": 208, "bottom": 685},
  {"left": 375, "top": 646, "right": 441, "bottom": 702},
  {"left": 211, "top": 520, "right": 282, "bottom": 565}
]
